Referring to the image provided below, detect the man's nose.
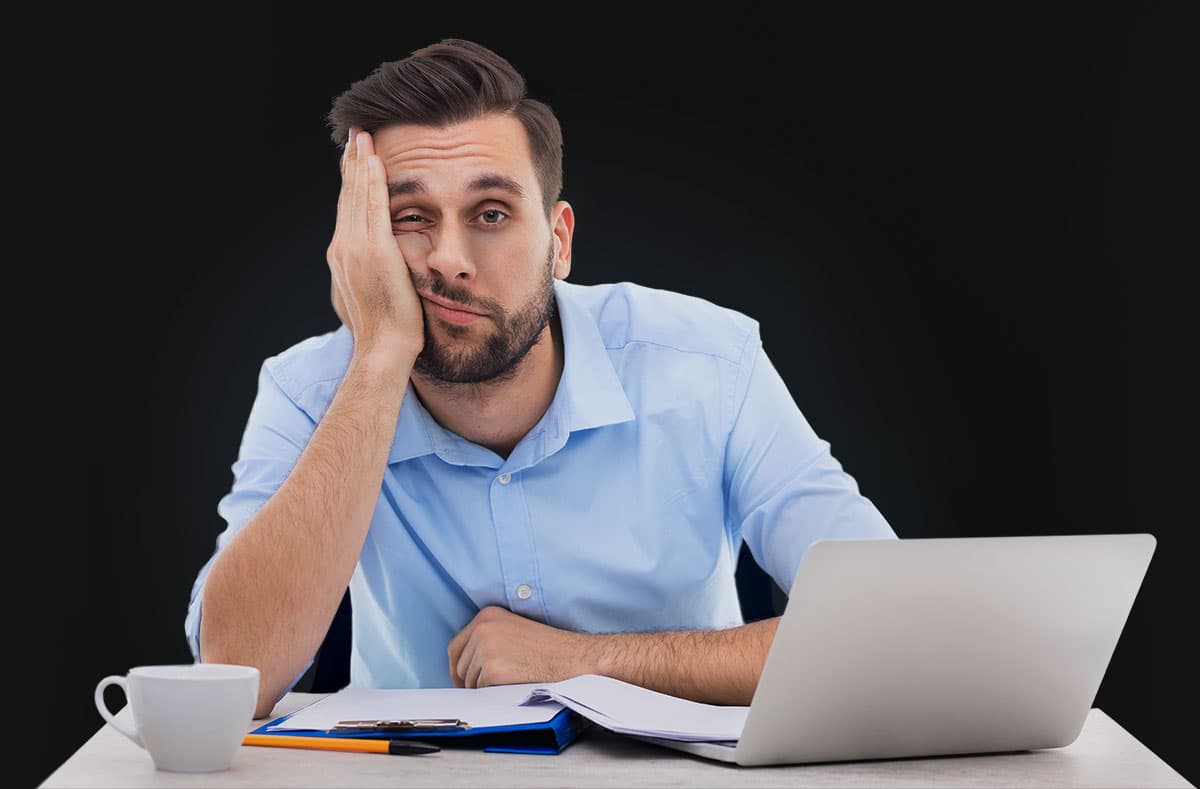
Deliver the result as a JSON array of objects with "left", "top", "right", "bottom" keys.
[{"left": 425, "top": 223, "right": 476, "bottom": 281}]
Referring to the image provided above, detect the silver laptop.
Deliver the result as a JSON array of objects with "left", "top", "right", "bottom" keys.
[{"left": 632, "top": 533, "right": 1155, "bottom": 766}]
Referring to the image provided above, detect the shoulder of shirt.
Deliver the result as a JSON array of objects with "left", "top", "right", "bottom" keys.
[
  {"left": 259, "top": 324, "right": 355, "bottom": 406},
  {"left": 560, "top": 280, "right": 760, "bottom": 363}
]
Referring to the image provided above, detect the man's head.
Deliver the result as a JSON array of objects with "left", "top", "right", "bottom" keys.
[
  {"left": 328, "top": 39, "right": 573, "bottom": 384},
  {"left": 329, "top": 38, "right": 563, "bottom": 219}
]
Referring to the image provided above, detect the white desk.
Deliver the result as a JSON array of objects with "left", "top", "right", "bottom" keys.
[{"left": 40, "top": 692, "right": 1193, "bottom": 788}]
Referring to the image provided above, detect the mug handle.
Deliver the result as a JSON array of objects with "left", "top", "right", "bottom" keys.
[{"left": 94, "top": 675, "right": 143, "bottom": 748}]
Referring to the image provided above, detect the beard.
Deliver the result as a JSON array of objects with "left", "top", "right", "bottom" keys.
[{"left": 411, "top": 243, "right": 557, "bottom": 385}]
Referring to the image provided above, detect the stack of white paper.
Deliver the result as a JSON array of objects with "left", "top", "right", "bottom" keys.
[
  {"left": 521, "top": 674, "right": 747, "bottom": 742},
  {"left": 270, "top": 682, "right": 563, "bottom": 731},
  {"left": 266, "top": 675, "right": 746, "bottom": 744}
]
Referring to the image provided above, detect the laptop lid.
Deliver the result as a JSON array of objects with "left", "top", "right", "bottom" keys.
[{"left": 734, "top": 534, "right": 1155, "bottom": 766}]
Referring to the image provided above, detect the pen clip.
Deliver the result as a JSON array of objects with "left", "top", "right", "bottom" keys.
[{"left": 330, "top": 718, "right": 471, "bottom": 733}]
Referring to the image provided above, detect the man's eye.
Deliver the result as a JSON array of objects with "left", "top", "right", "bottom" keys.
[
  {"left": 393, "top": 214, "right": 426, "bottom": 225},
  {"left": 478, "top": 209, "right": 508, "bottom": 225}
]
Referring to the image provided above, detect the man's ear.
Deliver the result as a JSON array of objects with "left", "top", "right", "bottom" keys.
[{"left": 551, "top": 201, "right": 574, "bottom": 280}]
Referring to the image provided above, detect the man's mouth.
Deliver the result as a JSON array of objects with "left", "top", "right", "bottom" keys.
[{"left": 420, "top": 294, "right": 485, "bottom": 325}]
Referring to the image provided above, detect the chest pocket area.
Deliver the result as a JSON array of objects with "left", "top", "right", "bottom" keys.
[{"left": 637, "top": 399, "right": 716, "bottom": 505}]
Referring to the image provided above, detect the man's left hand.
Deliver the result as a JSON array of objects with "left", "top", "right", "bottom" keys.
[{"left": 447, "top": 606, "right": 597, "bottom": 688}]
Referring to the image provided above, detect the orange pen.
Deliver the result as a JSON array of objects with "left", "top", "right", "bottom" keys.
[{"left": 243, "top": 733, "right": 440, "bottom": 755}]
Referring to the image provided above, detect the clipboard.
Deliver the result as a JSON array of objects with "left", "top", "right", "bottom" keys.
[{"left": 250, "top": 704, "right": 591, "bottom": 755}]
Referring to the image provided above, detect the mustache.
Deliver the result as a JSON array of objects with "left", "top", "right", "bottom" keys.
[{"left": 410, "top": 273, "right": 500, "bottom": 315}]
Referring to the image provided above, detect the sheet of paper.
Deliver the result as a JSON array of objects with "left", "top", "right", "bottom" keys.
[
  {"left": 521, "top": 674, "right": 748, "bottom": 741},
  {"left": 269, "top": 682, "right": 563, "bottom": 731}
]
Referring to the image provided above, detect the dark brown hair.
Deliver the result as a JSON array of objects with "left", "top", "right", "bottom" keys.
[{"left": 327, "top": 38, "right": 563, "bottom": 218}]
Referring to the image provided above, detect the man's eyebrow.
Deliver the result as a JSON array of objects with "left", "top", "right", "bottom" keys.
[
  {"left": 387, "top": 173, "right": 526, "bottom": 201},
  {"left": 467, "top": 173, "right": 526, "bottom": 199},
  {"left": 387, "top": 178, "right": 428, "bottom": 199}
]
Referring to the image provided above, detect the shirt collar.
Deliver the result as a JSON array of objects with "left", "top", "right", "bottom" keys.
[
  {"left": 387, "top": 279, "right": 634, "bottom": 465},
  {"left": 548, "top": 279, "right": 636, "bottom": 437}
]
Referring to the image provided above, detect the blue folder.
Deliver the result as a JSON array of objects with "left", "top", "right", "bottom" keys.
[{"left": 250, "top": 704, "right": 591, "bottom": 755}]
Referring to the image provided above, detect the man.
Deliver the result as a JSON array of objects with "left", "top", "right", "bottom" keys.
[{"left": 186, "top": 38, "right": 896, "bottom": 719}]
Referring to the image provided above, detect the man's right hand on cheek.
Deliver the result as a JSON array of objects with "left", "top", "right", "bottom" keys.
[{"left": 326, "top": 126, "right": 426, "bottom": 365}]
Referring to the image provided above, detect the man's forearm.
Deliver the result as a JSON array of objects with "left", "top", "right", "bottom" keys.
[
  {"left": 591, "top": 617, "right": 781, "bottom": 705},
  {"left": 200, "top": 349, "right": 412, "bottom": 716}
]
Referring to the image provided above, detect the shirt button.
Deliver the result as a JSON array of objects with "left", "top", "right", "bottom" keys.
[
  {"left": 497, "top": 473, "right": 512, "bottom": 485},
  {"left": 516, "top": 584, "right": 533, "bottom": 600}
]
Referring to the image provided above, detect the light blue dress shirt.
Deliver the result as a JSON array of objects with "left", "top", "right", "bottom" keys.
[{"left": 185, "top": 279, "right": 896, "bottom": 696}]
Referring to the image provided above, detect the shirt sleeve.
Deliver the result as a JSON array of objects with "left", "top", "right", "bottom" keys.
[
  {"left": 723, "top": 338, "right": 897, "bottom": 598},
  {"left": 184, "top": 360, "right": 318, "bottom": 695}
]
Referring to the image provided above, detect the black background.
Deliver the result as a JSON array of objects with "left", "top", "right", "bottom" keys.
[{"left": 24, "top": 5, "right": 1195, "bottom": 786}]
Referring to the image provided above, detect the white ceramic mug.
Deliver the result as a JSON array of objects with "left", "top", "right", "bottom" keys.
[{"left": 94, "top": 663, "right": 260, "bottom": 772}]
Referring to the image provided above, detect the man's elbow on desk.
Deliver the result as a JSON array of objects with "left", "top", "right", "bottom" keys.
[
  {"left": 200, "top": 644, "right": 296, "bottom": 719},
  {"left": 198, "top": 614, "right": 307, "bottom": 719}
]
